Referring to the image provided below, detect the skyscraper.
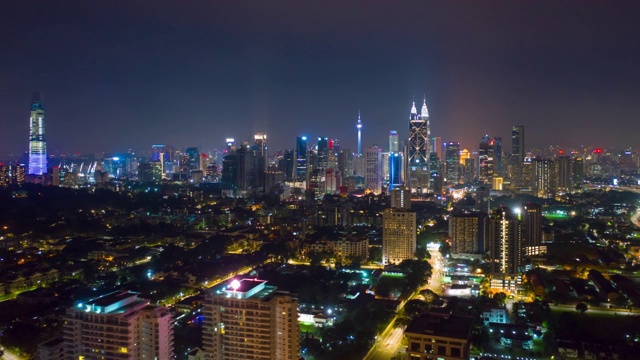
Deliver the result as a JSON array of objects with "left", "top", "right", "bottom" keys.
[
  {"left": 449, "top": 212, "right": 487, "bottom": 254},
  {"left": 488, "top": 207, "right": 523, "bottom": 275},
  {"left": 203, "top": 278, "right": 299, "bottom": 360},
  {"left": 388, "top": 152, "right": 403, "bottom": 189},
  {"left": 478, "top": 135, "right": 495, "bottom": 184},
  {"left": 444, "top": 142, "right": 461, "bottom": 184},
  {"left": 64, "top": 291, "right": 174, "bottom": 359},
  {"left": 408, "top": 99, "right": 431, "bottom": 193},
  {"left": 365, "top": 145, "right": 382, "bottom": 194},
  {"left": 382, "top": 208, "right": 417, "bottom": 265},
  {"left": 494, "top": 136, "right": 503, "bottom": 176},
  {"left": 532, "top": 158, "right": 555, "bottom": 199},
  {"left": 390, "top": 186, "right": 411, "bottom": 210},
  {"left": 388, "top": 131, "right": 399, "bottom": 153},
  {"left": 186, "top": 147, "right": 200, "bottom": 171},
  {"left": 356, "top": 111, "right": 363, "bottom": 156},
  {"left": 28, "top": 93, "right": 47, "bottom": 175},
  {"left": 522, "top": 203, "right": 542, "bottom": 248},
  {"left": 511, "top": 126, "right": 525, "bottom": 164},
  {"left": 295, "top": 136, "right": 308, "bottom": 182},
  {"left": 556, "top": 156, "right": 574, "bottom": 192},
  {"left": 432, "top": 136, "right": 442, "bottom": 161}
]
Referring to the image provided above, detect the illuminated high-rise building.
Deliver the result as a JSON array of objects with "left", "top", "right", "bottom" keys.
[
  {"left": 295, "top": 136, "right": 308, "bottom": 182},
  {"left": 488, "top": 207, "right": 523, "bottom": 275},
  {"left": 356, "top": 111, "right": 363, "bottom": 156},
  {"left": 382, "top": 208, "right": 416, "bottom": 265},
  {"left": 203, "top": 278, "right": 299, "bottom": 360},
  {"left": 408, "top": 99, "right": 431, "bottom": 193},
  {"left": 365, "top": 146, "right": 382, "bottom": 194},
  {"left": 449, "top": 212, "right": 487, "bottom": 254},
  {"left": 28, "top": 93, "right": 47, "bottom": 175},
  {"left": 444, "top": 142, "right": 461, "bottom": 184},
  {"left": 512, "top": 126, "right": 525, "bottom": 164},
  {"left": 478, "top": 135, "right": 495, "bottom": 184},
  {"left": 186, "top": 147, "right": 200, "bottom": 171},
  {"left": 532, "top": 158, "right": 555, "bottom": 199},
  {"left": 388, "top": 152, "right": 403, "bottom": 189},
  {"left": 556, "top": 156, "right": 574, "bottom": 192},
  {"left": 388, "top": 131, "right": 399, "bottom": 153},
  {"left": 390, "top": 186, "right": 411, "bottom": 210},
  {"left": 64, "top": 291, "right": 174, "bottom": 359},
  {"left": 522, "top": 203, "right": 542, "bottom": 247}
]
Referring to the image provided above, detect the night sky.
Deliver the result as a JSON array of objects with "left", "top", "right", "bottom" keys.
[{"left": 1, "top": 1, "right": 639, "bottom": 155}]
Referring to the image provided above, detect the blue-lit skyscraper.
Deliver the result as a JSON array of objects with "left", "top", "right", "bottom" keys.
[
  {"left": 28, "top": 93, "right": 47, "bottom": 175},
  {"left": 295, "top": 136, "right": 308, "bottom": 182}
]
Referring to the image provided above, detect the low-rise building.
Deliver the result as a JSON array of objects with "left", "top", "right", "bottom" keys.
[{"left": 404, "top": 312, "right": 474, "bottom": 360}]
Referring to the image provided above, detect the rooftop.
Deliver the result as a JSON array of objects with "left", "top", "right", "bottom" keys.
[{"left": 405, "top": 313, "right": 474, "bottom": 340}]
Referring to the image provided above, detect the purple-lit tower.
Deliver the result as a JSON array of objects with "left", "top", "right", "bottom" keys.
[
  {"left": 28, "top": 93, "right": 47, "bottom": 175},
  {"left": 356, "top": 110, "right": 363, "bottom": 156}
]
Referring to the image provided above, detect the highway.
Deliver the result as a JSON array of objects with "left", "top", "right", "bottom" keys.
[{"left": 363, "top": 250, "right": 445, "bottom": 360}]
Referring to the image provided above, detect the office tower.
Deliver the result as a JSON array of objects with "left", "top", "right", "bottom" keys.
[
  {"left": 520, "top": 157, "right": 533, "bottom": 189},
  {"left": 532, "top": 158, "right": 555, "bottom": 199},
  {"left": 64, "top": 291, "right": 173, "bottom": 359},
  {"left": 365, "top": 146, "right": 382, "bottom": 194},
  {"left": 254, "top": 133, "right": 267, "bottom": 157},
  {"left": 28, "top": 93, "right": 47, "bottom": 175},
  {"left": 522, "top": 203, "right": 542, "bottom": 247},
  {"left": 512, "top": 126, "right": 525, "bottom": 164},
  {"left": 405, "top": 313, "right": 473, "bottom": 360},
  {"left": 494, "top": 137, "right": 503, "bottom": 176},
  {"left": 356, "top": 111, "right": 363, "bottom": 156},
  {"left": 381, "top": 151, "right": 390, "bottom": 184},
  {"left": 221, "top": 153, "right": 238, "bottom": 190},
  {"left": 317, "top": 137, "right": 329, "bottom": 170},
  {"left": 390, "top": 186, "right": 411, "bottom": 210},
  {"left": 556, "top": 156, "right": 573, "bottom": 192},
  {"left": 408, "top": 99, "right": 431, "bottom": 193},
  {"left": 235, "top": 143, "right": 255, "bottom": 192},
  {"left": 186, "top": 147, "right": 200, "bottom": 171},
  {"left": 432, "top": 136, "right": 442, "bottom": 161},
  {"left": 279, "top": 149, "right": 295, "bottom": 181},
  {"left": 388, "top": 152, "right": 403, "bottom": 190},
  {"left": 444, "top": 142, "right": 461, "bottom": 184},
  {"left": 478, "top": 135, "right": 495, "bottom": 184},
  {"left": 488, "top": 207, "right": 523, "bottom": 275},
  {"left": 429, "top": 152, "right": 442, "bottom": 194},
  {"left": 449, "top": 212, "right": 487, "bottom": 254},
  {"left": 389, "top": 131, "right": 399, "bottom": 153},
  {"left": 338, "top": 149, "right": 353, "bottom": 177},
  {"left": 203, "top": 278, "right": 299, "bottom": 360},
  {"left": 382, "top": 208, "right": 417, "bottom": 265},
  {"left": 151, "top": 144, "right": 165, "bottom": 162},
  {"left": 295, "top": 136, "right": 308, "bottom": 182}
]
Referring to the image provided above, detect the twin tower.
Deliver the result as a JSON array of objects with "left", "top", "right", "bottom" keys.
[{"left": 359, "top": 99, "right": 431, "bottom": 193}]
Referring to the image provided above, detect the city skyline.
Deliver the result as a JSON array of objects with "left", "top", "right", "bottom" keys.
[{"left": 1, "top": 1, "right": 640, "bottom": 154}]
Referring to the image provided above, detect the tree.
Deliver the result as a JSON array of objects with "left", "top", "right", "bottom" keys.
[
  {"left": 404, "top": 299, "right": 429, "bottom": 318},
  {"left": 414, "top": 246, "right": 430, "bottom": 261},
  {"left": 368, "top": 246, "right": 382, "bottom": 263},
  {"left": 575, "top": 302, "right": 588, "bottom": 314},
  {"left": 493, "top": 292, "right": 507, "bottom": 305}
]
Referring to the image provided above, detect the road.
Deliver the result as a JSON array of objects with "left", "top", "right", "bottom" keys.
[
  {"left": 363, "top": 250, "right": 445, "bottom": 360},
  {"left": 1, "top": 348, "right": 23, "bottom": 360},
  {"left": 549, "top": 303, "right": 639, "bottom": 316}
]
